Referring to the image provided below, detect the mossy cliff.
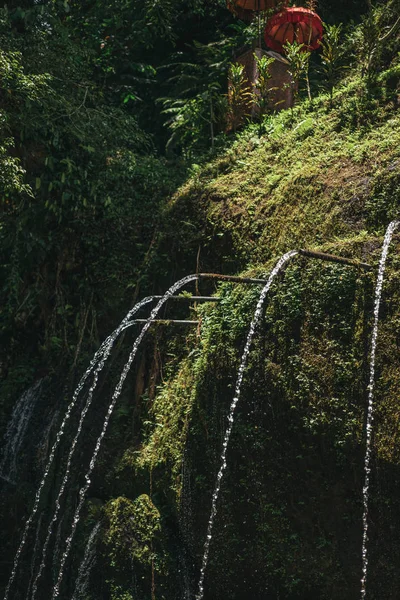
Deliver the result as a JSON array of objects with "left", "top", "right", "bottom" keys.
[{"left": 1, "top": 65, "right": 400, "bottom": 599}]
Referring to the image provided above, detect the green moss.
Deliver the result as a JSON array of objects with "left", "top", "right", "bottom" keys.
[
  {"left": 134, "top": 360, "right": 197, "bottom": 487},
  {"left": 104, "top": 495, "right": 162, "bottom": 570}
]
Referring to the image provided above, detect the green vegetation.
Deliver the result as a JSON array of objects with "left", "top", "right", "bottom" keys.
[
  {"left": 283, "top": 40, "right": 312, "bottom": 106},
  {"left": 104, "top": 495, "right": 163, "bottom": 569},
  {"left": 0, "top": 0, "right": 400, "bottom": 598},
  {"left": 319, "top": 23, "right": 346, "bottom": 104},
  {"left": 253, "top": 53, "right": 276, "bottom": 121}
]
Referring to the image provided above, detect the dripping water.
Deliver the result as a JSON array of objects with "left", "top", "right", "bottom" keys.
[
  {"left": 360, "top": 220, "right": 399, "bottom": 599},
  {"left": 71, "top": 522, "right": 101, "bottom": 600},
  {"left": 52, "top": 274, "right": 198, "bottom": 599},
  {"left": 4, "top": 296, "right": 157, "bottom": 600},
  {"left": 195, "top": 251, "right": 298, "bottom": 600},
  {"left": 178, "top": 550, "right": 192, "bottom": 600},
  {"left": 0, "top": 379, "right": 43, "bottom": 484}
]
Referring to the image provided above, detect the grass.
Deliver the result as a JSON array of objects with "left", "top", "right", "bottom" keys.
[
  {"left": 117, "top": 67, "right": 400, "bottom": 599},
  {"left": 160, "top": 69, "right": 400, "bottom": 281}
]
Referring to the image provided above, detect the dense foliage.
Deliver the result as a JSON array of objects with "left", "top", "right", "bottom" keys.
[{"left": 0, "top": 0, "right": 400, "bottom": 598}]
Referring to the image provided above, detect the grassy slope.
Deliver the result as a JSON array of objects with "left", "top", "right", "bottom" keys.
[
  {"left": 165, "top": 90, "right": 400, "bottom": 270},
  {"left": 113, "top": 77, "right": 400, "bottom": 599}
]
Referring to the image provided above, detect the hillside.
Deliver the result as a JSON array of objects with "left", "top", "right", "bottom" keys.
[
  {"left": 1, "top": 2, "right": 400, "bottom": 599},
  {"left": 109, "top": 72, "right": 400, "bottom": 600}
]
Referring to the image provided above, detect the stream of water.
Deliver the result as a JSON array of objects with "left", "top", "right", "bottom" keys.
[
  {"left": 71, "top": 522, "right": 101, "bottom": 600},
  {"left": 25, "top": 514, "right": 43, "bottom": 600},
  {"left": 29, "top": 295, "right": 157, "bottom": 599},
  {"left": 6, "top": 234, "right": 396, "bottom": 599},
  {"left": 360, "top": 220, "right": 399, "bottom": 600},
  {"left": 195, "top": 250, "right": 298, "bottom": 600},
  {"left": 4, "top": 296, "right": 157, "bottom": 600},
  {"left": 52, "top": 274, "right": 198, "bottom": 599}
]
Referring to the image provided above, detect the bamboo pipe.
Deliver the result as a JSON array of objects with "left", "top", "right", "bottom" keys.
[
  {"left": 198, "top": 273, "right": 270, "bottom": 284},
  {"left": 132, "top": 253, "right": 372, "bottom": 326},
  {"left": 198, "top": 251, "right": 372, "bottom": 286},
  {"left": 151, "top": 296, "right": 220, "bottom": 302},
  {"left": 298, "top": 249, "right": 372, "bottom": 270},
  {"left": 132, "top": 319, "right": 199, "bottom": 325}
]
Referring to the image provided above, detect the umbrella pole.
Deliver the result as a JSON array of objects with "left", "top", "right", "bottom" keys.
[{"left": 306, "top": 13, "right": 312, "bottom": 101}]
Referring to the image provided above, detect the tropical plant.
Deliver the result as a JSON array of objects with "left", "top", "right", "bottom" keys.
[
  {"left": 319, "top": 23, "right": 346, "bottom": 105},
  {"left": 158, "top": 39, "right": 235, "bottom": 154},
  {"left": 351, "top": 4, "right": 400, "bottom": 86},
  {"left": 283, "top": 40, "right": 312, "bottom": 108},
  {"left": 253, "top": 53, "right": 275, "bottom": 122},
  {"left": 227, "top": 62, "right": 252, "bottom": 132}
]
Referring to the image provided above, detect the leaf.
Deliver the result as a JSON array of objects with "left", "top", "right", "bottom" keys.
[{"left": 123, "top": 93, "right": 138, "bottom": 104}]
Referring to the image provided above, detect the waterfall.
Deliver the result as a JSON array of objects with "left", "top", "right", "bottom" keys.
[
  {"left": 195, "top": 251, "right": 298, "bottom": 600},
  {"left": 0, "top": 379, "right": 43, "bottom": 484},
  {"left": 52, "top": 274, "right": 198, "bottom": 599},
  {"left": 71, "top": 522, "right": 101, "bottom": 600},
  {"left": 6, "top": 247, "right": 385, "bottom": 599},
  {"left": 30, "top": 295, "right": 157, "bottom": 599},
  {"left": 360, "top": 220, "right": 399, "bottom": 599},
  {"left": 4, "top": 295, "right": 157, "bottom": 600}
]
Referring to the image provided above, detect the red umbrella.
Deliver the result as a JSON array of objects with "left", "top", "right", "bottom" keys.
[{"left": 264, "top": 7, "right": 323, "bottom": 52}]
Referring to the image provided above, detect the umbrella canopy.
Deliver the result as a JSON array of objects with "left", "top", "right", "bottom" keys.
[
  {"left": 227, "top": 0, "right": 285, "bottom": 20},
  {"left": 264, "top": 7, "right": 323, "bottom": 52},
  {"left": 235, "top": 0, "right": 279, "bottom": 10}
]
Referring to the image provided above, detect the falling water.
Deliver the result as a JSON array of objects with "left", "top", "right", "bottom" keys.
[
  {"left": 26, "top": 514, "right": 43, "bottom": 600},
  {"left": 195, "top": 251, "right": 298, "bottom": 600},
  {"left": 37, "top": 408, "right": 60, "bottom": 471},
  {"left": 52, "top": 515, "right": 65, "bottom": 586},
  {"left": 30, "top": 295, "right": 158, "bottom": 599},
  {"left": 360, "top": 220, "right": 399, "bottom": 599},
  {"left": 0, "top": 379, "right": 43, "bottom": 484},
  {"left": 52, "top": 274, "right": 198, "bottom": 599},
  {"left": 4, "top": 296, "right": 157, "bottom": 600},
  {"left": 71, "top": 522, "right": 101, "bottom": 600}
]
